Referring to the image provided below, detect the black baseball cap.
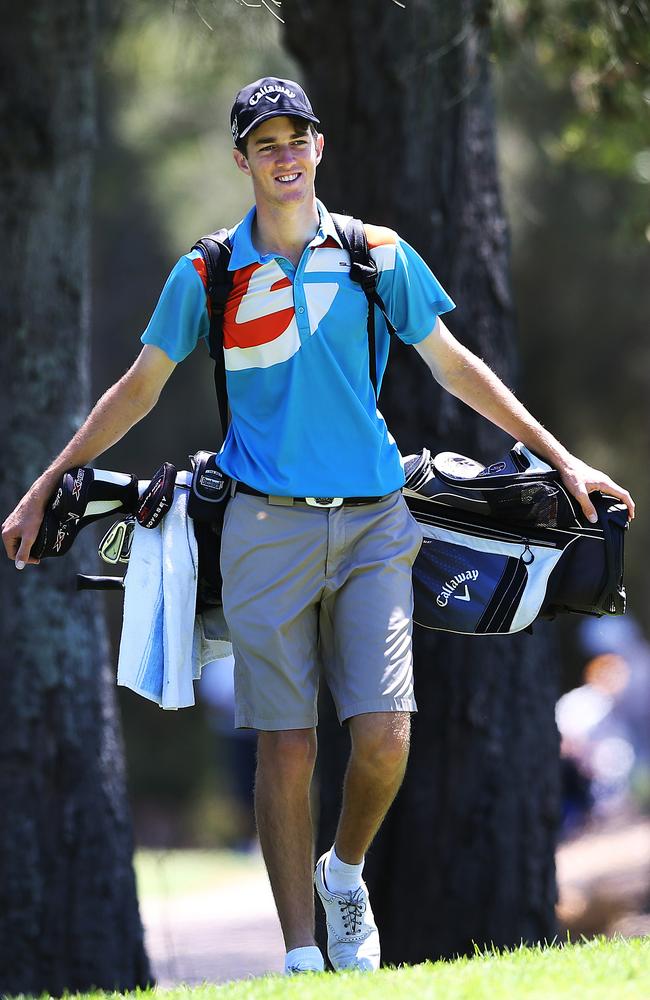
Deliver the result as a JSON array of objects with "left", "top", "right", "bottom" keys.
[{"left": 230, "top": 76, "right": 320, "bottom": 145}]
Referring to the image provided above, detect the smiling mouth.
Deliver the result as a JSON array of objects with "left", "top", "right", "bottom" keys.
[{"left": 276, "top": 173, "right": 300, "bottom": 183}]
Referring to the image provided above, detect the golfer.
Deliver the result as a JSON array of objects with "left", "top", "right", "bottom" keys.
[{"left": 2, "top": 77, "right": 635, "bottom": 975}]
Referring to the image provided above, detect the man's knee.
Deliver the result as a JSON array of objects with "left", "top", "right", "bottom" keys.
[
  {"left": 348, "top": 712, "right": 411, "bottom": 777},
  {"left": 257, "top": 728, "right": 318, "bottom": 783}
]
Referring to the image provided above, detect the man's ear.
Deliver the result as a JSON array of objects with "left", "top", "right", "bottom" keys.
[
  {"left": 233, "top": 147, "right": 250, "bottom": 175},
  {"left": 315, "top": 132, "right": 324, "bottom": 166}
]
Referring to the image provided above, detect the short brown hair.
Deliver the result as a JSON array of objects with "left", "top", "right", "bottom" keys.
[{"left": 235, "top": 116, "right": 319, "bottom": 157}]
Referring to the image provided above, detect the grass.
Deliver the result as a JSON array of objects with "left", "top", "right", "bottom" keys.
[
  {"left": 80, "top": 853, "right": 650, "bottom": 999},
  {"left": 27, "top": 936, "right": 650, "bottom": 1000}
]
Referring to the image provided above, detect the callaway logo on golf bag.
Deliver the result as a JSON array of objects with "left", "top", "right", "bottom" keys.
[{"left": 436, "top": 569, "right": 479, "bottom": 607}]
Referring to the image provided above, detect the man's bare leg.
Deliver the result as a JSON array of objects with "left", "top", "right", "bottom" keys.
[
  {"left": 255, "top": 728, "right": 318, "bottom": 950},
  {"left": 334, "top": 711, "right": 411, "bottom": 863},
  {"left": 312, "top": 711, "right": 410, "bottom": 972}
]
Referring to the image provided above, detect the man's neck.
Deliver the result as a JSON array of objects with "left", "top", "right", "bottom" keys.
[{"left": 252, "top": 198, "right": 320, "bottom": 267}]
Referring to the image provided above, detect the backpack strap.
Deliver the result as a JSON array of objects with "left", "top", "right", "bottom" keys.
[
  {"left": 330, "top": 214, "right": 396, "bottom": 398},
  {"left": 192, "top": 229, "right": 233, "bottom": 442}
]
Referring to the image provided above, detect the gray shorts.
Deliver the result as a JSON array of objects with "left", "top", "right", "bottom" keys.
[{"left": 219, "top": 489, "right": 423, "bottom": 730}]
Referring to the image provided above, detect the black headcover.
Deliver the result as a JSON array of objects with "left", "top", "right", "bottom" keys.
[
  {"left": 30, "top": 467, "right": 139, "bottom": 559},
  {"left": 135, "top": 462, "right": 177, "bottom": 528}
]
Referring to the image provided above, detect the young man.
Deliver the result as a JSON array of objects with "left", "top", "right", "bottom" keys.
[{"left": 2, "top": 77, "right": 635, "bottom": 975}]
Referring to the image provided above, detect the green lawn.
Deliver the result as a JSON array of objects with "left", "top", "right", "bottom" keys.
[
  {"left": 61, "top": 936, "right": 649, "bottom": 1000},
  {"left": 128, "top": 853, "right": 648, "bottom": 999}
]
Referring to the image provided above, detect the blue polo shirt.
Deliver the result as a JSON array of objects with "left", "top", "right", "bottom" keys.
[{"left": 141, "top": 202, "right": 455, "bottom": 496}]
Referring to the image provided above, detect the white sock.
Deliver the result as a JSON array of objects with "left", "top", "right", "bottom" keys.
[
  {"left": 324, "top": 844, "right": 364, "bottom": 893},
  {"left": 284, "top": 945, "right": 325, "bottom": 974}
]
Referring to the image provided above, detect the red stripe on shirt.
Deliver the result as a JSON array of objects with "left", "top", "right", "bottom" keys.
[{"left": 223, "top": 263, "right": 295, "bottom": 350}]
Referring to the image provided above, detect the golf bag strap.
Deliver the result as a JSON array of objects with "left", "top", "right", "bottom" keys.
[
  {"left": 331, "top": 214, "right": 396, "bottom": 399},
  {"left": 192, "top": 228, "right": 233, "bottom": 441}
]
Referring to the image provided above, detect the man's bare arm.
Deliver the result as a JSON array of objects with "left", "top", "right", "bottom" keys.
[
  {"left": 2, "top": 345, "right": 176, "bottom": 567},
  {"left": 414, "top": 318, "right": 635, "bottom": 523}
]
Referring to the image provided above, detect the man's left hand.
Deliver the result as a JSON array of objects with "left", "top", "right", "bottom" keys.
[{"left": 558, "top": 457, "right": 635, "bottom": 524}]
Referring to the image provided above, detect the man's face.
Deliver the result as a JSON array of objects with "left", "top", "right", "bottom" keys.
[{"left": 233, "top": 116, "right": 324, "bottom": 208}]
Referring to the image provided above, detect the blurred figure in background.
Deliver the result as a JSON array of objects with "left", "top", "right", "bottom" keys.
[{"left": 556, "top": 615, "right": 650, "bottom": 838}]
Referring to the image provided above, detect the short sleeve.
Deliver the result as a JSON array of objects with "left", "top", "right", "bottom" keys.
[
  {"left": 140, "top": 254, "right": 210, "bottom": 362},
  {"left": 376, "top": 235, "right": 455, "bottom": 346}
]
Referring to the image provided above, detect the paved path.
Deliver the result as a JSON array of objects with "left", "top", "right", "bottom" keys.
[{"left": 140, "top": 860, "right": 284, "bottom": 986}]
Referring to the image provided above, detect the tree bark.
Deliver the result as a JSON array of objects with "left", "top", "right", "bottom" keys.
[
  {"left": 283, "top": 0, "right": 560, "bottom": 961},
  {"left": 0, "top": 4, "right": 151, "bottom": 992}
]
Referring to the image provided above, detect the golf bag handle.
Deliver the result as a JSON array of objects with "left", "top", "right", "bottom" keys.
[{"left": 76, "top": 574, "right": 124, "bottom": 591}]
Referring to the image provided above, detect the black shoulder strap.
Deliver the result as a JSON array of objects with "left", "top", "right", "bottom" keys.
[
  {"left": 192, "top": 229, "right": 232, "bottom": 443},
  {"left": 330, "top": 213, "right": 396, "bottom": 398}
]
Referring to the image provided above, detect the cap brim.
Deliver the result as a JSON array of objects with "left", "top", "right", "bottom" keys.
[{"left": 239, "top": 109, "right": 321, "bottom": 141}]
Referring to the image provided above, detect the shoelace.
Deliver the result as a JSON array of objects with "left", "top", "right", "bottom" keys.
[{"left": 337, "top": 888, "right": 366, "bottom": 936}]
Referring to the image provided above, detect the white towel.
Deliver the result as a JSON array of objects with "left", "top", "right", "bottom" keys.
[
  {"left": 192, "top": 605, "right": 232, "bottom": 674},
  {"left": 117, "top": 475, "right": 233, "bottom": 709}
]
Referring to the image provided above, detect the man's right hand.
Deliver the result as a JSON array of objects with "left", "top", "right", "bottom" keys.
[
  {"left": 2, "top": 485, "right": 51, "bottom": 569},
  {"left": 2, "top": 344, "right": 177, "bottom": 570}
]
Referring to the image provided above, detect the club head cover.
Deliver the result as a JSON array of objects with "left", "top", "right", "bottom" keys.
[
  {"left": 135, "top": 462, "right": 177, "bottom": 528},
  {"left": 30, "top": 466, "right": 139, "bottom": 559}
]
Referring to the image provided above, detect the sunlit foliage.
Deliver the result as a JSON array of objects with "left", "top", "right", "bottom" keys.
[{"left": 494, "top": 1, "right": 650, "bottom": 178}]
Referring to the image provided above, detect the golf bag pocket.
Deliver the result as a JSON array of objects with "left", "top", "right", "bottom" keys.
[
  {"left": 483, "top": 481, "right": 575, "bottom": 529},
  {"left": 412, "top": 522, "right": 566, "bottom": 635},
  {"left": 188, "top": 451, "right": 231, "bottom": 523},
  {"left": 188, "top": 450, "right": 232, "bottom": 613}
]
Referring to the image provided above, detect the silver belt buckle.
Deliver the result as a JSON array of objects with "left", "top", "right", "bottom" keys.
[{"left": 305, "top": 497, "right": 344, "bottom": 508}]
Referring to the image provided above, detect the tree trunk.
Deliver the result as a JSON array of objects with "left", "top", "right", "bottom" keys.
[
  {"left": 0, "top": 4, "right": 151, "bottom": 992},
  {"left": 283, "top": 0, "right": 560, "bottom": 961}
]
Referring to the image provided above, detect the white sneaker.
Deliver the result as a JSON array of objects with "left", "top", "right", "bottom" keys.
[
  {"left": 314, "top": 853, "right": 380, "bottom": 972},
  {"left": 284, "top": 945, "right": 325, "bottom": 975}
]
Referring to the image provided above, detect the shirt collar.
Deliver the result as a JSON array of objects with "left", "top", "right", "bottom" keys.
[
  {"left": 227, "top": 205, "right": 259, "bottom": 271},
  {"left": 315, "top": 200, "right": 344, "bottom": 247},
  {"left": 227, "top": 199, "right": 342, "bottom": 271}
]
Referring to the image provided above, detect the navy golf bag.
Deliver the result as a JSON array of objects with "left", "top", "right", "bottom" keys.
[{"left": 403, "top": 442, "right": 629, "bottom": 635}]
